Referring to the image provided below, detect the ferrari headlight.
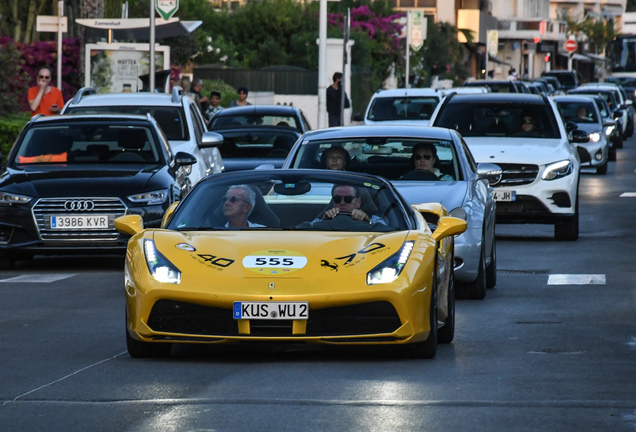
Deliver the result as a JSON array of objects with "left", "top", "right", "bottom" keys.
[
  {"left": 589, "top": 132, "right": 601, "bottom": 142},
  {"left": 144, "top": 239, "right": 181, "bottom": 284},
  {"left": 605, "top": 125, "right": 615, "bottom": 136},
  {"left": 0, "top": 191, "right": 33, "bottom": 205},
  {"left": 366, "top": 241, "right": 414, "bottom": 285},
  {"left": 542, "top": 160, "right": 573, "bottom": 180},
  {"left": 128, "top": 189, "right": 169, "bottom": 205}
]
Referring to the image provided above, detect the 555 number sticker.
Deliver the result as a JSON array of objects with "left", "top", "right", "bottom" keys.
[{"left": 243, "top": 249, "right": 307, "bottom": 274}]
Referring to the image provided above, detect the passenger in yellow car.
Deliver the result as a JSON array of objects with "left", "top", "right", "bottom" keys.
[{"left": 222, "top": 185, "right": 265, "bottom": 228}]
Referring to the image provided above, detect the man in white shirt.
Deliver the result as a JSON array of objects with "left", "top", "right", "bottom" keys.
[{"left": 222, "top": 185, "right": 265, "bottom": 228}]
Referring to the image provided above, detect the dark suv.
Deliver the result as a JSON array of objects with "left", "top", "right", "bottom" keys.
[{"left": 541, "top": 70, "right": 581, "bottom": 92}]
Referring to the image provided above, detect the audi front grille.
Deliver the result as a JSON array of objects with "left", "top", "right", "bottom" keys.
[
  {"left": 492, "top": 163, "right": 539, "bottom": 187},
  {"left": 33, "top": 198, "right": 127, "bottom": 241}
]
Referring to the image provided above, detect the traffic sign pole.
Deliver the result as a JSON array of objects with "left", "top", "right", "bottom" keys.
[{"left": 564, "top": 39, "right": 577, "bottom": 72}]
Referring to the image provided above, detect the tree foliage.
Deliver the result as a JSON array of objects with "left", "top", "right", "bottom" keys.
[{"left": 564, "top": 14, "right": 618, "bottom": 54}]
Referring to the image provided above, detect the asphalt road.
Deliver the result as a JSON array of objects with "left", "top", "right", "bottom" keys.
[{"left": 1, "top": 136, "right": 635, "bottom": 431}]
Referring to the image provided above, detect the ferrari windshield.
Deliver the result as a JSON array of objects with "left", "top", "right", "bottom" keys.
[{"left": 166, "top": 171, "right": 412, "bottom": 232}]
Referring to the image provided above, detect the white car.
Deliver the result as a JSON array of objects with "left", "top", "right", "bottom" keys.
[
  {"left": 430, "top": 93, "right": 588, "bottom": 241},
  {"left": 62, "top": 87, "right": 224, "bottom": 188},
  {"left": 360, "top": 88, "right": 443, "bottom": 126}
]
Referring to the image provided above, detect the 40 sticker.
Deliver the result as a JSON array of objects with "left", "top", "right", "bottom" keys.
[
  {"left": 243, "top": 249, "right": 308, "bottom": 274},
  {"left": 195, "top": 254, "right": 235, "bottom": 271}
]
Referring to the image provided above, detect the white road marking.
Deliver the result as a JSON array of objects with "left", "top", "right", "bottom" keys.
[
  {"left": 547, "top": 274, "right": 606, "bottom": 285},
  {"left": 0, "top": 274, "right": 76, "bottom": 283},
  {"left": 620, "top": 192, "right": 636, "bottom": 197}
]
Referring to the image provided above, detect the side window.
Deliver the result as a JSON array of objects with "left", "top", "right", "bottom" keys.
[{"left": 189, "top": 103, "right": 204, "bottom": 144}]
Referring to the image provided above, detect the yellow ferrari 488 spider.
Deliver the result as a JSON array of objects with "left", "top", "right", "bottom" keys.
[{"left": 115, "top": 169, "right": 466, "bottom": 359}]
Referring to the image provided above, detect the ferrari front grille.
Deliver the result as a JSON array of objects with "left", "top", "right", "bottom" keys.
[
  {"left": 147, "top": 300, "right": 402, "bottom": 338},
  {"left": 33, "top": 198, "right": 127, "bottom": 241}
]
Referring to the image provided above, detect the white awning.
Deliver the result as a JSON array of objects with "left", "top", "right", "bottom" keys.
[{"left": 76, "top": 18, "right": 202, "bottom": 40}]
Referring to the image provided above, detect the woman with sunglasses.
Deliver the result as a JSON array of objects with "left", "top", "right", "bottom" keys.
[
  {"left": 401, "top": 142, "right": 452, "bottom": 181},
  {"left": 28, "top": 66, "right": 64, "bottom": 117}
]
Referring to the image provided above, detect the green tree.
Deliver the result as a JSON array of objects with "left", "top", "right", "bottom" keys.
[
  {"left": 565, "top": 15, "right": 618, "bottom": 54},
  {"left": 409, "top": 21, "right": 471, "bottom": 87}
]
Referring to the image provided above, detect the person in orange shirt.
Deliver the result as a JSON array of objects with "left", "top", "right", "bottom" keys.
[{"left": 28, "top": 66, "right": 64, "bottom": 117}]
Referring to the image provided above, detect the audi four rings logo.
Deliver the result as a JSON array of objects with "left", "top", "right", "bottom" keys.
[{"left": 64, "top": 200, "right": 95, "bottom": 211}]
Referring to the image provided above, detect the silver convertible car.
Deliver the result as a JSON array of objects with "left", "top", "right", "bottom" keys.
[{"left": 282, "top": 125, "right": 501, "bottom": 299}]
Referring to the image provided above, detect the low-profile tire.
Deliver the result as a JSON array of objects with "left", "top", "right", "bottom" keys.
[
  {"left": 126, "top": 321, "right": 172, "bottom": 358},
  {"left": 438, "top": 267, "right": 455, "bottom": 344},
  {"left": 596, "top": 159, "right": 608, "bottom": 175},
  {"left": 485, "top": 235, "right": 497, "bottom": 289},
  {"left": 555, "top": 203, "right": 579, "bottom": 241},
  {"left": 457, "top": 241, "right": 487, "bottom": 300},
  {"left": 615, "top": 135, "right": 623, "bottom": 149}
]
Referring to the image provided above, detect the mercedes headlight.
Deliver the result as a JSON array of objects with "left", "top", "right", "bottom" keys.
[
  {"left": 366, "top": 241, "right": 414, "bottom": 285},
  {"left": 144, "top": 239, "right": 181, "bottom": 284},
  {"left": 0, "top": 191, "right": 33, "bottom": 205},
  {"left": 589, "top": 132, "right": 601, "bottom": 142},
  {"left": 128, "top": 189, "right": 169, "bottom": 205},
  {"left": 542, "top": 160, "right": 573, "bottom": 180}
]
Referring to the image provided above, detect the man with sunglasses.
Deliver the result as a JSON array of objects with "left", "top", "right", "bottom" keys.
[
  {"left": 311, "top": 185, "right": 386, "bottom": 226},
  {"left": 28, "top": 65, "right": 64, "bottom": 117},
  {"left": 222, "top": 185, "right": 265, "bottom": 228}
]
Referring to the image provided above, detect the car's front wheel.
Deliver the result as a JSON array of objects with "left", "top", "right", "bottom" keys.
[
  {"left": 596, "top": 159, "right": 608, "bottom": 175},
  {"left": 486, "top": 234, "right": 497, "bottom": 289},
  {"left": 438, "top": 266, "right": 455, "bottom": 344},
  {"left": 457, "top": 240, "right": 487, "bottom": 299},
  {"left": 555, "top": 200, "right": 579, "bottom": 241}
]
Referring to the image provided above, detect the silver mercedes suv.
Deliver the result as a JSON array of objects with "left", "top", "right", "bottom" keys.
[{"left": 62, "top": 87, "right": 224, "bottom": 188}]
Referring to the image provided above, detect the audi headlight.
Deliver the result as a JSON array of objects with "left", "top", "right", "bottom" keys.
[
  {"left": 128, "top": 189, "right": 169, "bottom": 205},
  {"left": 542, "top": 160, "right": 573, "bottom": 180},
  {"left": 0, "top": 191, "right": 33, "bottom": 205},
  {"left": 366, "top": 241, "right": 414, "bottom": 285},
  {"left": 589, "top": 132, "right": 601, "bottom": 142},
  {"left": 144, "top": 239, "right": 181, "bottom": 284}
]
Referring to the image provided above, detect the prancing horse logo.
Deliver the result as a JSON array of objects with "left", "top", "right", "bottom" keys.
[{"left": 320, "top": 260, "right": 338, "bottom": 271}]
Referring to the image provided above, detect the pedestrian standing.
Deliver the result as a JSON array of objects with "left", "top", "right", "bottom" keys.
[
  {"left": 326, "top": 72, "right": 350, "bottom": 127},
  {"left": 28, "top": 66, "right": 64, "bottom": 117}
]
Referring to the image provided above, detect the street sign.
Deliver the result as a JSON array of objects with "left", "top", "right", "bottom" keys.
[
  {"left": 488, "top": 30, "right": 499, "bottom": 57},
  {"left": 565, "top": 39, "right": 578, "bottom": 53},
  {"left": 409, "top": 9, "right": 426, "bottom": 52},
  {"left": 156, "top": 0, "right": 179, "bottom": 20},
  {"left": 36, "top": 15, "right": 68, "bottom": 33}
]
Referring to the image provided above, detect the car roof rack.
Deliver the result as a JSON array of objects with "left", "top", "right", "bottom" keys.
[{"left": 71, "top": 87, "right": 97, "bottom": 105}]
